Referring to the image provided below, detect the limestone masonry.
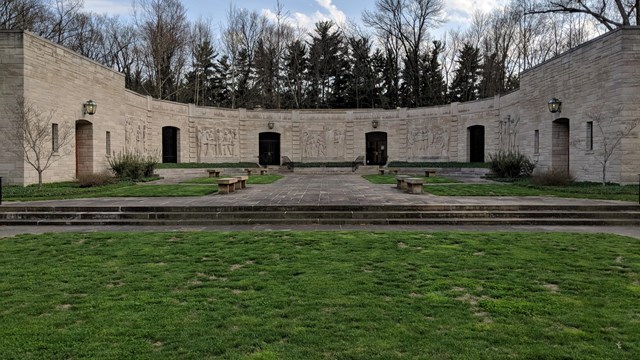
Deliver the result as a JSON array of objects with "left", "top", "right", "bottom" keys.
[{"left": 1, "top": 28, "right": 639, "bottom": 185}]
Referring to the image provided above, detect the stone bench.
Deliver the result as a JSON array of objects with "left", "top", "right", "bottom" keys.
[
  {"left": 207, "top": 169, "right": 220, "bottom": 178},
  {"left": 244, "top": 168, "right": 253, "bottom": 176},
  {"left": 424, "top": 169, "right": 437, "bottom": 177},
  {"left": 234, "top": 175, "right": 249, "bottom": 190},
  {"left": 217, "top": 178, "right": 238, "bottom": 194},
  {"left": 405, "top": 177, "right": 424, "bottom": 194},
  {"left": 396, "top": 175, "right": 410, "bottom": 190},
  {"left": 260, "top": 169, "right": 268, "bottom": 175},
  {"left": 379, "top": 169, "right": 385, "bottom": 175}
]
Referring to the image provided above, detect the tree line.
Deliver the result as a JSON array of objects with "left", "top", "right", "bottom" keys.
[{"left": 2, "top": 0, "right": 635, "bottom": 110}]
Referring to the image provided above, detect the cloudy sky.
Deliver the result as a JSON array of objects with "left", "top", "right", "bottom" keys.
[{"left": 85, "top": 0, "right": 509, "bottom": 36}]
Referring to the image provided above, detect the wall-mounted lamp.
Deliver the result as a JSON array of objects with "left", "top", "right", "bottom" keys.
[
  {"left": 83, "top": 100, "right": 97, "bottom": 115},
  {"left": 268, "top": 121, "right": 275, "bottom": 129},
  {"left": 372, "top": 119, "right": 379, "bottom": 128},
  {"left": 548, "top": 98, "right": 562, "bottom": 113}
]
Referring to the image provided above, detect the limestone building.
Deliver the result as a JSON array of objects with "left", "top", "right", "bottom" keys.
[{"left": 1, "top": 28, "right": 639, "bottom": 185}]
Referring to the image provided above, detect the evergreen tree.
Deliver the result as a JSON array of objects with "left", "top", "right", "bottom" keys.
[
  {"left": 370, "top": 48, "right": 389, "bottom": 108},
  {"left": 308, "top": 21, "right": 342, "bottom": 109},
  {"left": 422, "top": 40, "right": 447, "bottom": 106},
  {"left": 214, "top": 55, "right": 233, "bottom": 108},
  {"left": 348, "top": 36, "right": 375, "bottom": 108},
  {"left": 382, "top": 46, "right": 400, "bottom": 109},
  {"left": 182, "top": 38, "right": 217, "bottom": 106},
  {"left": 282, "top": 40, "right": 308, "bottom": 109},
  {"left": 254, "top": 38, "right": 278, "bottom": 108},
  {"left": 449, "top": 43, "right": 481, "bottom": 103}
]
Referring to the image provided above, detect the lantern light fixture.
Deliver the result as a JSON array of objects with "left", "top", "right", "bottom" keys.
[
  {"left": 372, "top": 119, "right": 379, "bottom": 128},
  {"left": 548, "top": 98, "right": 562, "bottom": 113},
  {"left": 83, "top": 100, "right": 97, "bottom": 115},
  {"left": 268, "top": 121, "right": 274, "bottom": 129}
]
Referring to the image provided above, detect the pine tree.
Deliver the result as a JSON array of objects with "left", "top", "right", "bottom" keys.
[
  {"left": 449, "top": 43, "right": 481, "bottom": 103},
  {"left": 183, "top": 39, "right": 216, "bottom": 106},
  {"left": 423, "top": 40, "right": 447, "bottom": 106},
  {"left": 308, "top": 21, "right": 342, "bottom": 109},
  {"left": 282, "top": 40, "right": 308, "bottom": 109}
]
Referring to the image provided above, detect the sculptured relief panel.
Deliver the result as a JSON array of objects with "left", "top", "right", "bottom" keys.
[
  {"left": 302, "top": 127, "right": 345, "bottom": 159},
  {"left": 197, "top": 127, "right": 239, "bottom": 161},
  {"left": 125, "top": 116, "right": 147, "bottom": 154},
  {"left": 408, "top": 124, "right": 450, "bottom": 158}
]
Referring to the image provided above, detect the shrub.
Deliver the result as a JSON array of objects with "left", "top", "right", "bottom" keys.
[
  {"left": 488, "top": 151, "right": 535, "bottom": 179},
  {"left": 530, "top": 169, "right": 575, "bottom": 186},
  {"left": 76, "top": 172, "right": 117, "bottom": 188},
  {"left": 108, "top": 150, "right": 159, "bottom": 181}
]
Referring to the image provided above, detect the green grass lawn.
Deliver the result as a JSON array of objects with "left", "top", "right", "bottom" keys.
[
  {"left": 425, "top": 183, "right": 639, "bottom": 202},
  {"left": 184, "top": 174, "right": 283, "bottom": 185},
  {"left": 1, "top": 231, "right": 638, "bottom": 359},
  {"left": 3, "top": 182, "right": 217, "bottom": 201},
  {"left": 363, "top": 174, "right": 461, "bottom": 184}
]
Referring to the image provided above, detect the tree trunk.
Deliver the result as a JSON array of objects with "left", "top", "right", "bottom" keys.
[
  {"left": 38, "top": 170, "right": 43, "bottom": 187},
  {"left": 602, "top": 163, "right": 606, "bottom": 186}
]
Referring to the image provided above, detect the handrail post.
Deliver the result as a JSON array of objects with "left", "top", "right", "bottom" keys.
[{"left": 0, "top": 176, "right": 3, "bottom": 205}]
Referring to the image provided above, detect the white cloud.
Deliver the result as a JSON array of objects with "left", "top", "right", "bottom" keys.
[
  {"left": 315, "top": 0, "right": 346, "bottom": 26},
  {"left": 444, "top": 0, "right": 508, "bottom": 24},
  {"left": 84, "top": 0, "right": 132, "bottom": 16},
  {"left": 261, "top": 0, "right": 347, "bottom": 31}
]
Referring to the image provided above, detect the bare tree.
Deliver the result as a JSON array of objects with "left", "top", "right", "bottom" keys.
[
  {"left": 134, "top": 0, "right": 190, "bottom": 100},
  {"left": 582, "top": 106, "right": 640, "bottom": 185},
  {"left": 363, "top": 0, "right": 444, "bottom": 106},
  {"left": 0, "top": 0, "right": 48, "bottom": 31},
  {"left": 5, "top": 96, "right": 73, "bottom": 186},
  {"left": 526, "top": 0, "right": 639, "bottom": 30}
]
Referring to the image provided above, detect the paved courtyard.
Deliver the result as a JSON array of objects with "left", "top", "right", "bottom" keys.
[
  {"left": 1, "top": 173, "right": 633, "bottom": 207},
  {"left": 2, "top": 174, "right": 639, "bottom": 238}
]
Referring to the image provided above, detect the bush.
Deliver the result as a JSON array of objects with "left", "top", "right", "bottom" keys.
[
  {"left": 76, "top": 172, "right": 117, "bottom": 188},
  {"left": 108, "top": 150, "right": 159, "bottom": 181},
  {"left": 488, "top": 151, "right": 535, "bottom": 179},
  {"left": 530, "top": 169, "right": 575, "bottom": 186}
]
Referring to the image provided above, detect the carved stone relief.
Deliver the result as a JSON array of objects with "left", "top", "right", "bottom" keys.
[
  {"left": 408, "top": 124, "right": 450, "bottom": 158},
  {"left": 302, "top": 131, "right": 327, "bottom": 158},
  {"left": 197, "top": 127, "right": 239, "bottom": 161},
  {"left": 302, "top": 127, "right": 346, "bottom": 159},
  {"left": 125, "top": 116, "right": 146, "bottom": 153}
]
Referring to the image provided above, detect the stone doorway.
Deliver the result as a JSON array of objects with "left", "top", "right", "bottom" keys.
[
  {"left": 552, "top": 118, "right": 570, "bottom": 174},
  {"left": 366, "top": 132, "right": 388, "bottom": 165},
  {"left": 467, "top": 125, "right": 485, "bottom": 163},
  {"left": 75, "top": 120, "right": 93, "bottom": 178},
  {"left": 162, "top": 126, "right": 180, "bottom": 163},
  {"left": 259, "top": 132, "right": 280, "bottom": 166}
]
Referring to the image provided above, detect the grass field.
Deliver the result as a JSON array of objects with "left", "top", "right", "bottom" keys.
[
  {"left": 424, "top": 183, "right": 639, "bottom": 202},
  {"left": 363, "top": 174, "right": 461, "bottom": 184},
  {"left": 1, "top": 231, "right": 638, "bottom": 359},
  {"left": 3, "top": 182, "right": 217, "bottom": 201}
]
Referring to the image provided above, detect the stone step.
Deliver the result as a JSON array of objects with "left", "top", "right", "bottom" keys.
[
  {"left": 1, "top": 204, "right": 638, "bottom": 213},
  {"left": 0, "top": 218, "right": 638, "bottom": 226},
  {"left": 1, "top": 210, "right": 638, "bottom": 221}
]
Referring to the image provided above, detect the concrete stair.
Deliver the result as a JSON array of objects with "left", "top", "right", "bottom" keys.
[{"left": 0, "top": 204, "right": 638, "bottom": 226}]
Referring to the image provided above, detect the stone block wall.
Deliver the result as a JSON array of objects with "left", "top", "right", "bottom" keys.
[
  {"left": 0, "top": 31, "right": 25, "bottom": 185},
  {"left": 2, "top": 28, "right": 639, "bottom": 185},
  {"left": 19, "top": 31, "right": 126, "bottom": 185}
]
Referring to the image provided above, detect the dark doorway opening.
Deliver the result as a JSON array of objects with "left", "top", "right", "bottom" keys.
[
  {"left": 75, "top": 120, "right": 93, "bottom": 178},
  {"left": 468, "top": 125, "right": 485, "bottom": 163},
  {"left": 162, "top": 126, "right": 179, "bottom": 163},
  {"left": 552, "top": 118, "right": 570, "bottom": 174},
  {"left": 259, "top": 132, "right": 281, "bottom": 166},
  {"left": 366, "top": 132, "right": 388, "bottom": 165}
]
